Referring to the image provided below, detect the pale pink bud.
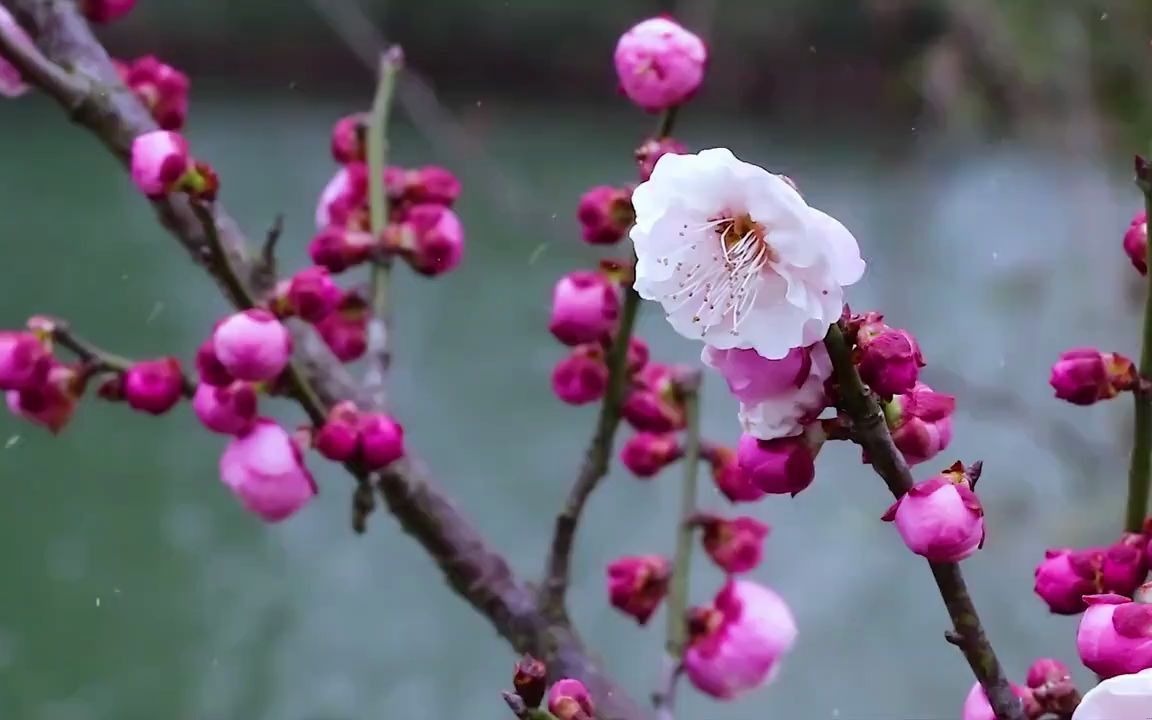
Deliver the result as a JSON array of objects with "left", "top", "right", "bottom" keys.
[
  {"left": 130, "top": 130, "right": 191, "bottom": 196},
  {"left": 620, "top": 431, "right": 682, "bottom": 478},
  {"left": 315, "top": 165, "right": 368, "bottom": 230},
  {"left": 703, "top": 445, "right": 766, "bottom": 503},
  {"left": 1026, "top": 658, "right": 1071, "bottom": 689},
  {"left": 193, "top": 382, "right": 257, "bottom": 435},
  {"left": 6, "top": 362, "right": 81, "bottom": 434},
  {"left": 308, "top": 226, "right": 375, "bottom": 274},
  {"left": 286, "top": 266, "right": 342, "bottom": 323},
  {"left": 1034, "top": 548, "right": 1104, "bottom": 615},
  {"left": 882, "top": 465, "right": 984, "bottom": 562},
  {"left": 703, "top": 346, "right": 810, "bottom": 404},
  {"left": 735, "top": 428, "right": 823, "bottom": 497},
  {"left": 1124, "top": 211, "right": 1148, "bottom": 276},
  {"left": 886, "top": 382, "right": 954, "bottom": 466},
  {"left": 614, "top": 17, "right": 706, "bottom": 112},
  {"left": 219, "top": 419, "right": 317, "bottom": 522},
  {"left": 576, "top": 185, "right": 634, "bottom": 245},
  {"left": 315, "top": 292, "right": 368, "bottom": 362},
  {"left": 1071, "top": 667, "right": 1152, "bottom": 720},
  {"left": 547, "top": 678, "right": 594, "bottom": 720},
  {"left": 636, "top": 137, "right": 687, "bottom": 181},
  {"left": 606, "top": 554, "right": 670, "bottom": 625},
  {"left": 117, "top": 55, "right": 189, "bottom": 131},
  {"left": 330, "top": 113, "right": 366, "bottom": 164},
  {"left": 359, "top": 412, "right": 404, "bottom": 470},
  {"left": 1050, "top": 348, "right": 1138, "bottom": 406},
  {"left": 548, "top": 271, "right": 620, "bottom": 346},
  {"left": 961, "top": 681, "right": 1032, "bottom": 720},
  {"left": 552, "top": 345, "right": 608, "bottom": 405},
  {"left": 856, "top": 324, "right": 923, "bottom": 397},
  {"left": 398, "top": 204, "right": 465, "bottom": 277},
  {"left": 698, "top": 514, "right": 770, "bottom": 574},
  {"left": 211, "top": 309, "right": 292, "bottom": 382},
  {"left": 1077, "top": 591, "right": 1152, "bottom": 678},
  {"left": 623, "top": 362, "right": 686, "bottom": 432},
  {"left": 0, "top": 331, "right": 50, "bottom": 391},
  {"left": 0, "top": 6, "right": 31, "bottom": 98},
  {"left": 122, "top": 357, "right": 184, "bottom": 415},
  {"left": 314, "top": 401, "right": 360, "bottom": 462},
  {"left": 683, "top": 579, "right": 797, "bottom": 699},
  {"left": 195, "top": 338, "right": 233, "bottom": 387},
  {"left": 80, "top": 0, "right": 135, "bottom": 23}
]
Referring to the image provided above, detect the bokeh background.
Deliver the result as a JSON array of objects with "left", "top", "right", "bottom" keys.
[{"left": 2, "top": 0, "right": 1152, "bottom": 718}]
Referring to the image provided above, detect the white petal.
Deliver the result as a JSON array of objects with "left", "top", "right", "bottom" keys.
[{"left": 807, "top": 208, "right": 865, "bottom": 286}]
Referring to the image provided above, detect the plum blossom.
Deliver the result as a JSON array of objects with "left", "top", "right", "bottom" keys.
[{"left": 1071, "top": 668, "right": 1152, "bottom": 720}]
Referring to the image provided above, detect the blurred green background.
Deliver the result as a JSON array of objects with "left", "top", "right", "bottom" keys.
[{"left": 1, "top": 0, "right": 1151, "bottom": 718}]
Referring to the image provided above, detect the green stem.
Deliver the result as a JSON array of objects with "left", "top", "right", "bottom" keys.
[
  {"left": 1127, "top": 176, "right": 1152, "bottom": 532},
  {"left": 665, "top": 373, "right": 702, "bottom": 658}
]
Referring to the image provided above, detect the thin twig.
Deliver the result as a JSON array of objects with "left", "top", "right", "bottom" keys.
[
  {"left": 1126, "top": 157, "right": 1152, "bottom": 532},
  {"left": 824, "top": 323, "right": 1024, "bottom": 720},
  {"left": 48, "top": 321, "right": 196, "bottom": 396},
  {"left": 249, "top": 212, "right": 284, "bottom": 295}
]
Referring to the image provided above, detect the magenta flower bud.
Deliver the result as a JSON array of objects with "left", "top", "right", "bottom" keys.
[
  {"left": 396, "top": 204, "right": 465, "bottom": 277},
  {"left": 961, "top": 682, "right": 1033, "bottom": 720},
  {"left": 358, "top": 412, "right": 405, "bottom": 470},
  {"left": 614, "top": 17, "right": 707, "bottom": 112},
  {"left": 856, "top": 324, "right": 924, "bottom": 397},
  {"left": 623, "top": 362, "right": 686, "bottom": 432},
  {"left": 313, "top": 401, "right": 360, "bottom": 463},
  {"left": 1077, "top": 591, "right": 1152, "bottom": 678},
  {"left": 1050, "top": 347, "right": 1138, "bottom": 406},
  {"left": 552, "top": 344, "right": 609, "bottom": 405},
  {"left": 6, "top": 362, "right": 81, "bottom": 434},
  {"left": 627, "top": 336, "right": 650, "bottom": 374},
  {"left": 547, "top": 678, "right": 594, "bottom": 720},
  {"left": 636, "top": 137, "right": 687, "bottom": 182},
  {"left": 735, "top": 427, "right": 823, "bottom": 497},
  {"left": 80, "top": 0, "right": 135, "bottom": 24},
  {"left": 130, "top": 130, "right": 192, "bottom": 197},
  {"left": 1026, "top": 658, "right": 1072, "bottom": 689},
  {"left": 1034, "top": 548, "right": 1103, "bottom": 615},
  {"left": 117, "top": 55, "right": 189, "bottom": 131},
  {"left": 683, "top": 579, "right": 797, "bottom": 699},
  {"left": 0, "top": 7, "right": 31, "bottom": 98},
  {"left": 606, "top": 554, "right": 670, "bottom": 625},
  {"left": 316, "top": 291, "right": 368, "bottom": 363},
  {"left": 703, "top": 345, "right": 810, "bottom": 404},
  {"left": 703, "top": 445, "right": 766, "bottom": 503},
  {"left": 1103, "top": 534, "right": 1150, "bottom": 597},
  {"left": 1125, "top": 211, "right": 1148, "bottom": 276},
  {"left": 882, "top": 464, "right": 984, "bottom": 562},
  {"left": 698, "top": 515, "right": 770, "bottom": 574},
  {"left": 211, "top": 309, "right": 292, "bottom": 382},
  {"left": 330, "top": 113, "right": 367, "bottom": 164},
  {"left": 122, "top": 357, "right": 185, "bottom": 415},
  {"left": 193, "top": 381, "right": 257, "bottom": 436},
  {"left": 0, "top": 331, "right": 50, "bottom": 392},
  {"left": 219, "top": 419, "right": 317, "bottom": 523},
  {"left": 195, "top": 338, "right": 233, "bottom": 387},
  {"left": 286, "top": 266, "right": 342, "bottom": 323},
  {"left": 315, "top": 165, "right": 368, "bottom": 230},
  {"left": 308, "top": 226, "right": 375, "bottom": 274},
  {"left": 576, "top": 185, "right": 635, "bottom": 245},
  {"left": 548, "top": 271, "right": 620, "bottom": 346},
  {"left": 620, "top": 431, "right": 682, "bottom": 478},
  {"left": 885, "top": 382, "right": 954, "bottom": 466},
  {"left": 392, "top": 165, "right": 462, "bottom": 208}
]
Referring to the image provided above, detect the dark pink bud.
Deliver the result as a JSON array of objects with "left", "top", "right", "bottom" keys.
[
  {"left": 0, "top": 331, "right": 50, "bottom": 392},
  {"left": 316, "top": 292, "right": 369, "bottom": 362},
  {"left": 80, "top": 0, "right": 135, "bottom": 24},
  {"left": 1102, "top": 533, "right": 1149, "bottom": 597},
  {"left": 698, "top": 514, "right": 770, "bottom": 574},
  {"left": 882, "top": 465, "right": 984, "bottom": 562},
  {"left": 1050, "top": 347, "right": 1138, "bottom": 406},
  {"left": 399, "top": 165, "right": 461, "bottom": 207},
  {"left": 856, "top": 324, "right": 923, "bottom": 397},
  {"left": 622, "top": 362, "right": 686, "bottom": 432},
  {"left": 549, "top": 270, "right": 620, "bottom": 346},
  {"left": 547, "top": 678, "right": 594, "bottom": 720},
  {"left": 358, "top": 412, "right": 405, "bottom": 470},
  {"left": 316, "top": 164, "right": 369, "bottom": 230},
  {"left": 1034, "top": 548, "right": 1102, "bottom": 615},
  {"left": 314, "top": 401, "right": 361, "bottom": 463},
  {"left": 606, "top": 555, "right": 670, "bottom": 625},
  {"left": 195, "top": 338, "right": 233, "bottom": 387},
  {"left": 6, "top": 362, "right": 82, "bottom": 434},
  {"left": 551, "top": 344, "right": 608, "bottom": 405},
  {"left": 1026, "top": 658, "right": 1071, "bottom": 689},
  {"left": 736, "top": 428, "right": 823, "bottom": 497},
  {"left": 212, "top": 309, "right": 292, "bottom": 382},
  {"left": 122, "top": 357, "right": 185, "bottom": 415},
  {"left": 1124, "top": 211, "right": 1148, "bottom": 276},
  {"left": 885, "top": 382, "right": 954, "bottom": 466},
  {"left": 396, "top": 204, "right": 465, "bottom": 277},
  {"left": 636, "top": 137, "right": 687, "bottom": 181},
  {"left": 118, "top": 55, "right": 190, "bottom": 131},
  {"left": 286, "top": 266, "right": 342, "bottom": 323},
  {"left": 577, "top": 185, "right": 635, "bottom": 245},
  {"left": 330, "top": 113, "right": 367, "bottom": 164},
  {"left": 308, "top": 226, "right": 375, "bottom": 274},
  {"left": 620, "top": 431, "right": 682, "bottom": 478},
  {"left": 627, "top": 336, "right": 650, "bottom": 374},
  {"left": 512, "top": 655, "right": 548, "bottom": 709},
  {"left": 703, "top": 444, "right": 766, "bottom": 503},
  {"left": 192, "top": 381, "right": 258, "bottom": 435}
]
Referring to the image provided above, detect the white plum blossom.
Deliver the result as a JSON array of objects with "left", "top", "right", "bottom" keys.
[
  {"left": 630, "top": 148, "right": 865, "bottom": 359},
  {"left": 1071, "top": 669, "right": 1152, "bottom": 720}
]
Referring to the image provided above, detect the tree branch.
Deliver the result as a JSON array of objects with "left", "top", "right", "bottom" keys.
[
  {"left": 0, "top": 3, "right": 642, "bottom": 715},
  {"left": 823, "top": 323, "right": 1024, "bottom": 720},
  {"left": 47, "top": 320, "right": 197, "bottom": 396}
]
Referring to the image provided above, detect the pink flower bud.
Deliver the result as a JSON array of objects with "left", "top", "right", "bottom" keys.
[
  {"left": 1077, "top": 591, "right": 1152, "bottom": 678},
  {"left": 1071, "top": 668, "right": 1152, "bottom": 720},
  {"left": 358, "top": 412, "right": 405, "bottom": 470},
  {"left": 636, "top": 137, "right": 687, "bottom": 181},
  {"left": 683, "top": 579, "right": 797, "bottom": 699},
  {"left": 512, "top": 655, "right": 548, "bottom": 709},
  {"left": 623, "top": 362, "right": 686, "bottom": 432},
  {"left": 1103, "top": 534, "right": 1150, "bottom": 597},
  {"left": 882, "top": 464, "right": 984, "bottom": 562},
  {"left": 130, "top": 130, "right": 191, "bottom": 196},
  {"left": 614, "top": 17, "right": 707, "bottom": 112},
  {"left": 606, "top": 554, "right": 670, "bottom": 625},
  {"left": 1026, "top": 658, "right": 1071, "bottom": 689},
  {"left": 1050, "top": 348, "right": 1138, "bottom": 406},
  {"left": 314, "top": 401, "right": 360, "bottom": 463},
  {"left": 703, "top": 445, "right": 766, "bottom": 503},
  {"left": 1034, "top": 548, "right": 1104, "bottom": 615},
  {"left": 286, "top": 266, "right": 342, "bottom": 323},
  {"left": 122, "top": 357, "right": 185, "bottom": 415},
  {"left": 735, "top": 428, "right": 823, "bottom": 497},
  {"left": 0, "top": 7, "right": 31, "bottom": 98},
  {"left": 330, "top": 113, "right": 366, "bottom": 164},
  {"left": 390, "top": 165, "right": 462, "bottom": 208},
  {"left": 576, "top": 185, "right": 635, "bottom": 245},
  {"left": 315, "top": 292, "right": 368, "bottom": 362},
  {"left": 627, "top": 336, "right": 650, "bottom": 374},
  {"left": 698, "top": 515, "right": 770, "bottom": 574},
  {"left": 195, "top": 338, "right": 233, "bottom": 387},
  {"left": 211, "top": 309, "right": 292, "bottom": 382},
  {"left": 192, "top": 381, "right": 257, "bottom": 435},
  {"left": 397, "top": 204, "right": 465, "bottom": 277},
  {"left": 856, "top": 323, "right": 923, "bottom": 397},
  {"left": 620, "top": 431, "right": 682, "bottom": 478},
  {"left": 703, "top": 345, "right": 810, "bottom": 403},
  {"left": 308, "top": 226, "right": 375, "bottom": 274},
  {"left": 548, "top": 271, "right": 620, "bottom": 346},
  {"left": 885, "top": 382, "right": 954, "bottom": 466},
  {"left": 961, "top": 681, "right": 1033, "bottom": 720},
  {"left": 117, "top": 55, "right": 189, "bottom": 131},
  {"left": 315, "top": 165, "right": 368, "bottom": 230},
  {"left": 552, "top": 344, "right": 608, "bottom": 405},
  {"left": 6, "top": 362, "right": 81, "bottom": 434},
  {"left": 1124, "top": 211, "right": 1148, "bottom": 276},
  {"left": 219, "top": 419, "right": 317, "bottom": 522},
  {"left": 80, "top": 0, "right": 135, "bottom": 24},
  {"left": 0, "top": 331, "right": 50, "bottom": 391},
  {"left": 547, "top": 678, "right": 594, "bottom": 720}
]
